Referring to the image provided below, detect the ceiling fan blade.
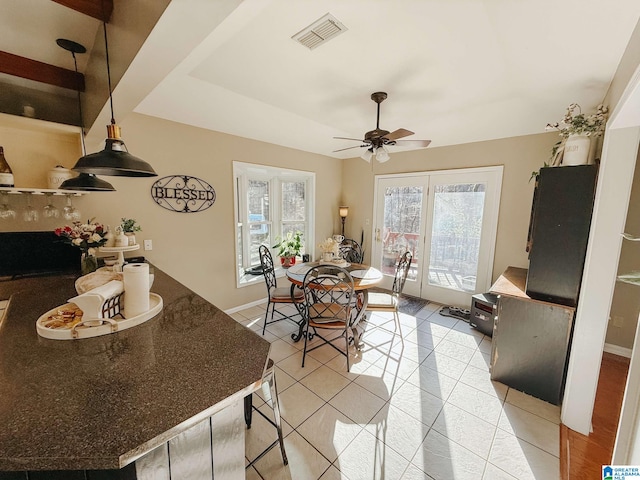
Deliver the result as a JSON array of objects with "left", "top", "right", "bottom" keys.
[
  {"left": 394, "top": 139, "right": 432, "bottom": 148},
  {"left": 333, "top": 145, "right": 368, "bottom": 153},
  {"left": 385, "top": 128, "right": 414, "bottom": 141},
  {"left": 334, "top": 136, "right": 366, "bottom": 142}
]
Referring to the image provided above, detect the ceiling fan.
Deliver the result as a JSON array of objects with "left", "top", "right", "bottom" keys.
[{"left": 334, "top": 92, "right": 431, "bottom": 162}]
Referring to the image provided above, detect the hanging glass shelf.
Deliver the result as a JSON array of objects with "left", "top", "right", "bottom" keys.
[{"left": 0, "top": 187, "right": 85, "bottom": 196}]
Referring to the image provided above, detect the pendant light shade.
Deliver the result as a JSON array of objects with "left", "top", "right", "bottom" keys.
[
  {"left": 74, "top": 124, "right": 156, "bottom": 176},
  {"left": 57, "top": 37, "right": 116, "bottom": 192},
  {"left": 71, "top": 21, "right": 157, "bottom": 178},
  {"left": 60, "top": 173, "right": 116, "bottom": 191}
]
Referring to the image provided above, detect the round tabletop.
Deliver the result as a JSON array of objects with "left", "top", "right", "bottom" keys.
[{"left": 286, "top": 262, "right": 383, "bottom": 291}]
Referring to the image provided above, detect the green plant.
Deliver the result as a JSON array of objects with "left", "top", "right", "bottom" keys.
[
  {"left": 272, "top": 231, "right": 303, "bottom": 258},
  {"left": 546, "top": 103, "right": 608, "bottom": 138},
  {"left": 120, "top": 218, "right": 142, "bottom": 233}
]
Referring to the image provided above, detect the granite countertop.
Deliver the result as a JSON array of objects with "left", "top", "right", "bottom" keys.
[{"left": 0, "top": 268, "right": 270, "bottom": 471}]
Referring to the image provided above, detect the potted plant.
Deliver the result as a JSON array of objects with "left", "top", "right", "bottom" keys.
[
  {"left": 272, "top": 231, "right": 303, "bottom": 268},
  {"left": 120, "top": 218, "right": 142, "bottom": 246},
  {"left": 545, "top": 103, "right": 608, "bottom": 166}
]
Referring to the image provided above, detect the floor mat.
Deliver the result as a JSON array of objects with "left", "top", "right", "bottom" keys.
[{"left": 439, "top": 306, "right": 470, "bottom": 321}]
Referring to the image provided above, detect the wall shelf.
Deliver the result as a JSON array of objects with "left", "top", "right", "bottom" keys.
[{"left": 0, "top": 187, "right": 85, "bottom": 196}]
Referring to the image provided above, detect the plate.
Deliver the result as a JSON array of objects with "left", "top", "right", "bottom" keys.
[
  {"left": 319, "top": 261, "right": 351, "bottom": 268},
  {"left": 350, "top": 269, "right": 383, "bottom": 280}
]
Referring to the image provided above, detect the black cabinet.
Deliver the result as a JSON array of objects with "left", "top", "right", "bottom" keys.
[{"left": 525, "top": 165, "right": 598, "bottom": 306}]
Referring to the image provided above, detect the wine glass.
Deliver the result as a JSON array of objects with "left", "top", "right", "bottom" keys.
[
  {"left": 22, "top": 192, "right": 39, "bottom": 222},
  {"left": 0, "top": 192, "right": 16, "bottom": 220},
  {"left": 42, "top": 193, "right": 60, "bottom": 218},
  {"left": 63, "top": 194, "right": 80, "bottom": 221}
]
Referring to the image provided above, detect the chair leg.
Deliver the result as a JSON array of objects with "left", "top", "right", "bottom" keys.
[
  {"left": 263, "top": 370, "right": 288, "bottom": 466},
  {"left": 262, "top": 300, "right": 271, "bottom": 335},
  {"left": 244, "top": 393, "right": 253, "bottom": 428},
  {"left": 345, "top": 328, "right": 350, "bottom": 372},
  {"left": 302, "top": 322, "right": 309, "bottom": 368}
]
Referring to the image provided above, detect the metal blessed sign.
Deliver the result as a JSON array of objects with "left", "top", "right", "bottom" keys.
[{"left": 151, "top": 175, "right": 216, "bottom": 213}]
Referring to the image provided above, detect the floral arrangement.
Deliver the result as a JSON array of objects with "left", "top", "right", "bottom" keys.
[
  {"left": 55, "top": 218, "right": 108, "bottom": 254},
  {"left": 272, "top": 231, "right": 303, "bottom": 257},
  {"left": 121, "top": 218, "right": 142, "bottom": 233},
  {"left": 545, "top": 103, "right": 608, "bottom": 138},
  {"left": 318, "top": 237, "right": 340, "bottom": 255}
]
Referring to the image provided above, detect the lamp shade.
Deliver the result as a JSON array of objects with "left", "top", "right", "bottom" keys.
[
  {"left": 60, "top": 173, "right": 116, "bottom": 191},
  {"left": 360, "top": 148, "right": 373, "bottom": 162},
  {"left": 339, "top": 206, "right": 349, "bottom": 218},
  {"left": 73, "top": 125, "right": 157, "bottom": 177},
  {"left": 376, "top": 146, "right": 390, "bottom": 163}
]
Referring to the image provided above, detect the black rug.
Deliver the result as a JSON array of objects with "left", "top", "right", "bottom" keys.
[{"left": 370, "top": 288, "right": 430, "bottom": 316}]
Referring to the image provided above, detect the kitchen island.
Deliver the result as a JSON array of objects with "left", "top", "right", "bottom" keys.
[{"left": 0, "top": 268, "right": 270, "bottom": 479}]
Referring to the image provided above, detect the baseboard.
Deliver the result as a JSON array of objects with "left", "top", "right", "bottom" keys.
[
  {"left": 225, "top": 297, "right": 267, "bottom": 315},
  {"left": 604, "top": 342, "right": 633, "bottom": 358}
]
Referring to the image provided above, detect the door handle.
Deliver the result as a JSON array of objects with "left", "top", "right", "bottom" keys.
[{"left": 375, "top": 228, "right": 380, "bottom": 242}]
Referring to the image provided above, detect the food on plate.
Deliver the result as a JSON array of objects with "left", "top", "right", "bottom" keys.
[{"left": 42, "top": 304, "right": 84, "bottom": 329}]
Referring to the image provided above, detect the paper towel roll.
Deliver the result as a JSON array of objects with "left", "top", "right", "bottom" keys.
[{"left": 123, "top": 263, "right": 149, "bottom": 318}]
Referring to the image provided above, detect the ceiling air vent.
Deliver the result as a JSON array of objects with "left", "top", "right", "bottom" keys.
[{"left": 292, "top": 13, "right": 347, "bottom": 50}]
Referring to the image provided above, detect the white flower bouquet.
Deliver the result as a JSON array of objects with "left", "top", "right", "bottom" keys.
[
  {"left": 55, "top": 218, "right": 108, "bottom": 255},
  {"left": 318, "top": 237, "right": 340, "bottom": 255}
]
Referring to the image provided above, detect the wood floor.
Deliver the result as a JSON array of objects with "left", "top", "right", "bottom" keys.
[{"left": 561, "top": 352, "right": 630, "bottom": 479}]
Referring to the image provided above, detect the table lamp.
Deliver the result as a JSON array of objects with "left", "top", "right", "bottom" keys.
[{"left": 339, "top": 206, "right": 349, "bottom": 237}]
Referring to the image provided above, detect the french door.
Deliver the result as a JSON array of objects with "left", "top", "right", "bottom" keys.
[{"left": 371, "top": 167, "right": 502, "bottom": 306}]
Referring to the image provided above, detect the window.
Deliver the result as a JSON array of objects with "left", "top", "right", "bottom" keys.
[{"left": 234, "top": 162, "right": 315, "bottom": 285}]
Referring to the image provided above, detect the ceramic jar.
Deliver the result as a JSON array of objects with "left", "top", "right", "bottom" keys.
[
  {"left": 562, "top": 135, "right": 591, "bottom": 166},
  {"left": 47, "top": 165, "right": 73, "bottom": 189}
]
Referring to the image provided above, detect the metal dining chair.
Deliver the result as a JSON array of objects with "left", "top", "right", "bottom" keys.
[
  {"left": 244, "top": 358, "right": 288, "bottom": 469},
  {"left": 259, "top": 245, "right": 304, "bottom": 335},
  {"left": 338, "top": 238, "right": 364, "bottom": 264},
  {"left": 366, "top": 251, "right": 413, "bottom": 334},
  {"left": 301, "top": 265, "right": 356, "bottom": 371}
]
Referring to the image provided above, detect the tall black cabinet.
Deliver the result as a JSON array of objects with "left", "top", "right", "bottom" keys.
[{"left": 525, "top": 165, "right": 598, "bottom": 306}]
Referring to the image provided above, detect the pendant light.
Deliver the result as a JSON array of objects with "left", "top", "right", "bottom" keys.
[
  {"left": 57, "top": 38, "right": 115, "bottom": 192},
  {"left": 71, "top": 21, "right": 157, "bottom": 177}
]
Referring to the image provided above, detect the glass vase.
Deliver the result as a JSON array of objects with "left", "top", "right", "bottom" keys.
[{"left": 81, "top": 252, "right": 98, "bottom": 275}]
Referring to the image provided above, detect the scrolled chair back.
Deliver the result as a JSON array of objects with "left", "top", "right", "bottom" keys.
[{"left": 302, "top": 265, "right": 355, "bottom": 325}]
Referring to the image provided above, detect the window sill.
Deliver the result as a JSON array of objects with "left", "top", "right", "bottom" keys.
[{"left": 237, "top": 267, "right": 287, "bottom": 288}]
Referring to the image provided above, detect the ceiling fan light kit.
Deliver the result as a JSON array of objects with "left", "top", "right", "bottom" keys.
[
  {"left": 72, "top": 21, "right": 157, "bottom": 178},
  {"left": 334, "top": 91, "right": 431, "bottom": 162}
]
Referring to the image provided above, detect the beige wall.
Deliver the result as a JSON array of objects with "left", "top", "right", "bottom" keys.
[
  {"left": 0, "top": 113, "right": 342, "bottom": 311},
  {"left": 341, "top": 132, "right": 559, "bottom": 284}
]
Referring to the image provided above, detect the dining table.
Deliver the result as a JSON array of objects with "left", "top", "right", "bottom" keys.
[{"left": 285, "top": 262, "right": 384, "bottom": 347}]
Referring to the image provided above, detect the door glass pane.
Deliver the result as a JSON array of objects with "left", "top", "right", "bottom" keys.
[
  {"left": 382, "top": 186, "right": 421, "bottom": 279},
  {"left": 428, "top": 183, "right": 486, "bottom": 292}
]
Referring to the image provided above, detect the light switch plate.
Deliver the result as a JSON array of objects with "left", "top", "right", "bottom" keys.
[{"left": 144, "top": 240, "right": 153, "bottom": 251}]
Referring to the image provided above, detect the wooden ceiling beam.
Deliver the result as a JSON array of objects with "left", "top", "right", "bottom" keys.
[
  {"left": 0, "top": 51, "right": 85, "bottom": 92},
  {"left": 51, "top": 0, "right": 113, "bottom": 23}
]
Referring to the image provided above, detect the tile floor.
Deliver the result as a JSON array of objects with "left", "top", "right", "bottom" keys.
[{"left": 230, "top": 301, "right": 561, "bottom": 480}]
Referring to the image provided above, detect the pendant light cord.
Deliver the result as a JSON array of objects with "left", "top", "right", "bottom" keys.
[
  {"left": 71, "top": 51, "right": 87, "bottom": 156},
  {"left": 102, "top": 20, "right": 116, "bottom": 126}
]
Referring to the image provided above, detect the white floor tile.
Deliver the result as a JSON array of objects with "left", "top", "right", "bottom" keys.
[
  {"left": 478, "top": 337, "right": 493, "bottom": 354},
  {"left": 401, "top": 462, "right": 436, "bottom": 479},
  {"left": 488, "top": 429, "right": 560, "bottom": 480},
  {"left": 297, "top": 403, "right": 363, "bottom": 462},
  {"left": 319, "top": 465, "right": 347, "bottom": 479},
  {"left": 355, "top": 363, "right": 406, "bottom": 399},
  {"left": 329, "top": 382, "right": 387, "bottom": 425},
  {"left": 416, "top": 318, "right": 455, "bottom": 338},
  {"left": 254, "top": 430, "right": 331, "bottom": 480},
  {"left": 366, "top": 403, "right": 430, "bottom": 462},
  {"left": 277, "top": 351, "right": 322, "bottom": 380},
  {"left": 307, "top": 343, "right": 342, "bottom": 364},
  {"left": 432, "top": 403, "right": 497, "bottom": 459},
  {"left": 421, "top": 351, "right": 468, "bottom": 380},
  {"left": 459, "top": 364, "right": 508, "bottom": 400},
  {"left": 483, "top": 463, "right": 519, "bottom": 480},
  {"left": 334, "top": 428, "right": 410, "bottom": 480},
  {"left": 468, "top": 349, "right": 492, "bottom": 372},
  {"left": 434, "top": 338, "right": 476, "bottom": 363},
  {"left": 278, "top": 382, "right": 325, "bottom": 428},
  {"left": 412, "top": 429, "right": 487, "bottom": 480},
  {"left": 447, "top": 382, "right": 505, "bottom": 425},
  {"left": 269, "top": 338, "right": 303, "bottom": 363},
  {"left": 405, "top": 364, "right": 458, "bottom": 400},
  {"left": 390, "top": 381, "right": 444, "bottom": 427},
  {"left": 505, "top": 389, "right": 561, "bottom": 425},
  {"left": 300, "top": 365, "right": 353, "bottom": 401},
  {"left": 444, "top": 328, "right": 484, "bottom": 349},
  {"left": 498, "top": 403, "right": 560, "bottom": 457}
]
